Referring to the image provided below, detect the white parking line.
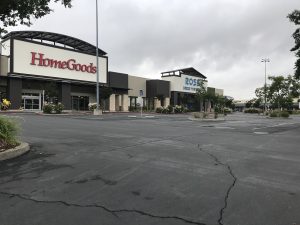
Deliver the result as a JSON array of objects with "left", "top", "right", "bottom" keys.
[
  {"left": 254, "top": 132, "right": 269, "bottom": 135},
  {"left": 215, "top": 126, "right": 235, "bottom": 129}
]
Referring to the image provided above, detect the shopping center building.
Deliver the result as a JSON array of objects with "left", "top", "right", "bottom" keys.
[{"left": 0, "top": 31, "right": 223, "bottom": 111}]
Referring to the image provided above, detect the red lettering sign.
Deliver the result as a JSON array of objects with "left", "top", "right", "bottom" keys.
[{"left": 30, "top": 52, "right": 97, "bottom": 74}]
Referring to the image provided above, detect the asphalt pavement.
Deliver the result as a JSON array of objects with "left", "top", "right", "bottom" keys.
[{"left": 0, "top": 112, "right": 299, "bottom": 225}]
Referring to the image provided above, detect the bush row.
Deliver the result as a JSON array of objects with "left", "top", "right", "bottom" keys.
[
  {"left": 156, "top": 105, "right": 188, "bottom": 114},
  {"left": 244, "top": 108, "right": 263, "bottom": 114},
  {"left": 269, "top": 111, "right": 290, "bottom": 118},
  {"left": 43, "top": 103, "right": 64, "bottom": 114}
]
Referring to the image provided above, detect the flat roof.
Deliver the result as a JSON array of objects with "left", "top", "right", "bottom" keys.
[{"left": 2, "top": 31, "right": 107, "bottom": 56}]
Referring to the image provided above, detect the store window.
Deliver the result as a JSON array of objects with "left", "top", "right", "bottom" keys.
[{"left": 72, "top": 96, "right": 89, "bottom": 111}]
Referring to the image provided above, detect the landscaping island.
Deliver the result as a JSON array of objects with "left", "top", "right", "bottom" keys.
[{"left": 0, "top": 116, "right": 30, "bottom": 161}]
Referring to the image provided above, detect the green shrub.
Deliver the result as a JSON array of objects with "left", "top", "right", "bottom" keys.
[
  {"left": 214, "top": 106, "right": 221, "bottom": 113},
  {"left": 0, "top": 116, "right": 20, "bottom": 149},
  {"left": 54, "top": 103, "right": 64, "bottom": 114},
  {"left": 161, "top": 107, "right": 169, "bottom": 114},
  {"left": 280, "top": 111, "right": 290, "bottom": 118},
  {"left": 156, "top": 107, "right": 163, "bottom": 113},
  {"left": 174, "top": 105, "right": 182, "bottom": 113},
  {"left": 174, "top": 105, "right": 188, "bottom": 113},
  {"left": 224, "top": 107, "right": 232, "bottom": 114},
  {"left": 167, "top": 105, "right": 173, "bottom": 114},
  {"left": 43, "top": 103, "right": 64, "bottom": 114},
  {"left": 244, "top": 108, "right": 262, "bottom": 114},
  {"left": 270, "top": 112, "right": 278, "bottom": 117},
  {"left": 88, "top": 103, "right": 98, "bottom": 111},
  {"left": 269, "top": 111, "right": 290, "bottom": 118},
  {"left": 43, "top": 104, "right": 53, "bottom": 114}
]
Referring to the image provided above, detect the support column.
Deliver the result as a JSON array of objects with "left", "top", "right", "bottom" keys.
[
  {"left": 59, "top": 82, "right": 71, "bottom": 110},
  {"left": 7, "top": 78, "right": 22, "bottom": 110},
  {"left": 207, "top": 101, "right": 212, "bottom": 112},
  {"left": 172, "top": 92, "right": 178, "bottom": 106},
  {"left": 109, "top": 94, "right": 115, "bottom": 112},
  {"left": 118, "top": 95, "right": 122, "bottom": 111},
  {"left": 154, "top": 98, "right": 161, "bottom": 109},
  {"left": 164, "top": 97, "right": 170, "bottom": 107},
  {"left": 121, "top": 94, "right": 129, "bottom": 112}
]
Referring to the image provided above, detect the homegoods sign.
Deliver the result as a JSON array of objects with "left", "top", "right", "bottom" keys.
[
  {"left": 30, "top": 52, "right": 97, "bottom": 74},
  {"left": 13, "top": 39, "right": 107, "bottom": 83}
]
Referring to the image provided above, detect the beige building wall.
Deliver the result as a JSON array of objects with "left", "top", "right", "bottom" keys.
[
  {"left": 109, "top": 94, "right": 116, "bottom": 112},
  {"left": 0, "top": 55, "right": 8, "bottom": 76},
  {"left": 164, "top": 97, "right": 170, "bottom": 107},
  {"left": 215, "top": 88, "right": 224, "bottom": 96},
  {"left": 154, "top": 98, "right": 161, "bottom": 109},
  {"left": 122, "top": 94, "right": 129, "bottom": 111},
  {"left": 128, "top": 75, "right": 148, "bottom": 97}
]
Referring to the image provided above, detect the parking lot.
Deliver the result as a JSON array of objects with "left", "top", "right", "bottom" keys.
[{"left": 0, "top": 112, "right": 300, "bottom": 225}]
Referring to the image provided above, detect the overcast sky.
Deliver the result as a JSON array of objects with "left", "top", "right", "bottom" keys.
[{"left": 5, "top": 0, "right": 300, "bottom": 99}]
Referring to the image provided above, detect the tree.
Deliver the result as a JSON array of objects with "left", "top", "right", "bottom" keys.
[
  {"left": 245, "top": 99, "right": 254, "bottom": 108},
  {"left": 253, "top": 98, "right": 261, "bottom": 108},
  {"left": 213, "top": 95, "right": 225, "bottom": 113},
  {"left": 267, "top": 76, "right": 294, "bottom": 109},
  {"left": 196, "top": 83, "right": 226, "bottom": 113},
  {"left": 224, "top": 97, "right": 235, "bottom": 110},
  {"left": 286, "top": 75, "right": 300, "bottom": 98},
  {"left": 0, "top": 0, "right": 72, "bottom": 36},
  {"left": 195, "top": 82, "right": 206, "bottom": 112},
  {"left": 255, "top": 86, "right": 269, "bottom": 108},
  {"left": 287, "top": 10, "right": 300, "bottom": 79}
]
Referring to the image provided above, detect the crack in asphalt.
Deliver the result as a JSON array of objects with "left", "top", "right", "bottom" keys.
[
  {"left": 197, "top": 144, "right": 237, "bottom": 225},
  {"left": 100, "top": 134, "right": 198, "bottom": 153},
  {"left": 0, "top": 191, "right": 207, "bottom": 225}
]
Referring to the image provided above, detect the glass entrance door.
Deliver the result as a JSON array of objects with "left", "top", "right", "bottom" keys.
[
  {"left": 22, "top": 96, "right": 41, "bottom": 110},
  {"left": 71, "top": 96, "right": 89, "bottom": 111}
]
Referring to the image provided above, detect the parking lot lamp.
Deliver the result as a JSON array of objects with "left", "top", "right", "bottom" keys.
[{"left": 261, "top": 58, "right": 270, "bottom": 113}]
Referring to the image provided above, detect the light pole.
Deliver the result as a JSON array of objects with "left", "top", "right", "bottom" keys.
[
  {"left": 261, "top": 58, "right": 270, "bottom": 113},
  {"left": 95, "top": 0, "right": 100, "bottom": 115}
]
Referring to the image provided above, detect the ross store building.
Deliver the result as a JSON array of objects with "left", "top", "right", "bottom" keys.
[
  {"left": 161, "top": 68, "right": 207, "bottom": 110},
  {"left": 1, "top": 31, "right": 223, "bottom": 112}
]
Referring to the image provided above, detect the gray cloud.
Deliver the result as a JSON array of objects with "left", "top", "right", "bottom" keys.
[{"left": 5, "top": 0, "right": 299, "bottom": 99}]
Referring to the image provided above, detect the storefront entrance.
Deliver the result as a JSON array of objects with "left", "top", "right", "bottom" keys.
[
  {"left": 71, "top": 96, "right": 89, "bottom": 111},
  {"left": 21, "top": 93, "right": 42, "bottom": 110}
]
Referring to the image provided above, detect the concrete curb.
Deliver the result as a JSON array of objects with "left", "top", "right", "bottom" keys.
[{"left": 0, "top": 142, "right": 30, "bottom": 161}]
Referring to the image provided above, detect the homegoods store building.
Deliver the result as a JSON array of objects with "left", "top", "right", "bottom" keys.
[{"left": 0, "top": 31, "right": 219, "bottom": 111}]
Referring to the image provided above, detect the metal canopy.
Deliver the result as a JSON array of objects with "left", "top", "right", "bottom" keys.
[
  {"left": 161, "top": 67, "right": 207, "bottom": 79},
  {"left": 2, "top": 30, "right": 107, "bottom": 56}
]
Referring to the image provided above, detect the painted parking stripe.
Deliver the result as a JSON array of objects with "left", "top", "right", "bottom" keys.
[{"left": 254, "top": 132, "right": 269, "bottom": 135}]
